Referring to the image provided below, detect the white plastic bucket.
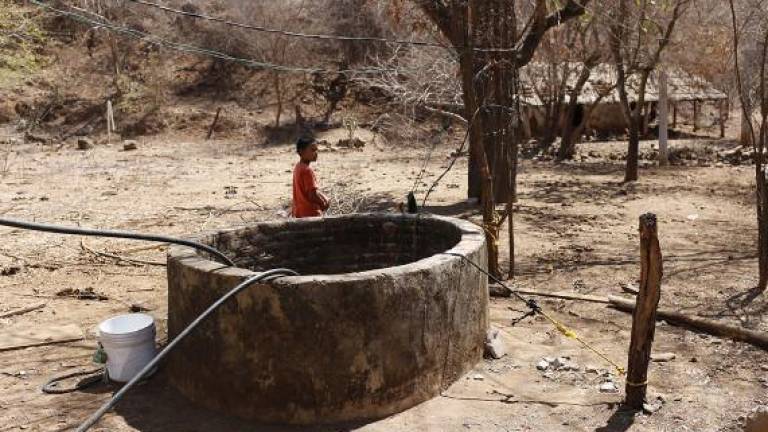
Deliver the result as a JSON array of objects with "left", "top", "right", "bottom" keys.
[{"left": 98, "top": 313, "right": 157, "bottom": 382}]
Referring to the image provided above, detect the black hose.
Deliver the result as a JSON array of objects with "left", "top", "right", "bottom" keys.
[
  {"left": 42, "top": 367, "right": 105, "bottom": 394},
  {"left": 0, "top": 217, "right": 234, "bottom": 266},
  {"left": 442, "top": 252, "right": 541, "bottom": 313},
  {"left": 76, "top": 268, "right": 298, "bottom": 432}
]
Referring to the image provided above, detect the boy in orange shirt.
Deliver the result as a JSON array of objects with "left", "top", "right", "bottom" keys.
[{"left": 292, "top": 137, "right": 329, "bottom": 218}]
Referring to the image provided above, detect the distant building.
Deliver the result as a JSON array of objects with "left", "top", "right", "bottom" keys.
[{"left": 518, "top": 63, "right": 728, "bottom": 139}]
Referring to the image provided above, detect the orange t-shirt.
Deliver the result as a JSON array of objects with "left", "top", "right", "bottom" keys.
[{"left": 292, "top": 162, "right": 322, "bottom": 218}]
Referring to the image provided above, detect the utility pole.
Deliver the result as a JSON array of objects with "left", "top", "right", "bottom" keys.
[{"left": 658, "top": 70, "right": 669, "bottom": 166}]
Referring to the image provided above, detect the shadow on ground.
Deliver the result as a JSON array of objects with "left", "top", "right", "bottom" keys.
[
  {"left": 110, "top": 373, "right": 371, "bottom": 432},
  {"left": 594, "top": 406, "right": 636, "bottom": 432}
]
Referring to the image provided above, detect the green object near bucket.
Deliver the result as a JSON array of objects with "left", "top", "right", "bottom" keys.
[{"left": 92, "top": 343, "right": 107, "bottom": 364}]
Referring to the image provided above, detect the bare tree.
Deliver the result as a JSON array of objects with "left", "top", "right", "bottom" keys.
[
  {"left": 412, "top": 0, "right": 591, "bottom": 277},
  {"left": 557, "top": 14, "right": 607, "bottom": 161},
  {"left": 607, "top": 0, "right": 690, "bottom": 182},
  {"left": 729, "top": 0, "right": 768, "bottom": 292}
]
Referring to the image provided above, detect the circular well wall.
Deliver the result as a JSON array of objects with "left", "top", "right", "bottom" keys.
[{"left": 166, "top": 213, "right": 488, "bottom": 424}]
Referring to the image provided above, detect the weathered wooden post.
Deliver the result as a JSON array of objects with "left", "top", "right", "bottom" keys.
[
  {"left": 719, "top": 100, "right": 726, "bottom": 138},
  {"left": 106, "top": 100, "right": 115, "bottom": 144},
  {"left": 658, "top": 71, "right": 669, "bottom": 166},
  {"left": 625, "top": 213, "right": 663, "bottom": 410},
  {"left": 692, "top": 100, "right": 699, "bottom": 132}
]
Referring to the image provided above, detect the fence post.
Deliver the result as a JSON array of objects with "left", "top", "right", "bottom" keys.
[{"left": 625, "top": 213, "right": 663, "bottom": 409}]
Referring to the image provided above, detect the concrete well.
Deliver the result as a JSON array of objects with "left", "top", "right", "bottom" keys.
[{"left": 166, "top": 213, "right": 488, "bottom": 424}]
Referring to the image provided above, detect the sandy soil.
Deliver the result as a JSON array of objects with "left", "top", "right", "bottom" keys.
[{"left": 0, "top": 127, "right": 766, "bottom": 432}]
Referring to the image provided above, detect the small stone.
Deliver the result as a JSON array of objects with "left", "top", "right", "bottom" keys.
[
  {"left": 123, "top": 140, "right": 138, "bottom": 151},
  {"left": 536, "top": 360, "right": 549, "bottom": 371},
  {"left": 651, "top": 352, "right": 676, "bottom": 362},
  {"left": 689, "top": 357, "right": 698, "bottom": 363},
  {"left": 484, "top": 329, "right": 506, "bottom": 359},
  {"left": 472, "top": 374, "right": 484, "bottom": 381},
  {"left": 643, "top": 402, "right": 662, "bottom": 414},
  {"left": 585, "top": 365, "right": 599, "bottom": 374},
  {"left": 553, "top": 357, "right": 567, "bottom": 369},
  {"left": 544, "top": 357, "right": 556, "bottom": 364},
  {"left": 599, "top": 382, "right": 618, "bottom": 393},
  {"left": 760, "top": 365, "right": 768, "bottom": 371},
  {"left": 76, "top": 138, "right": 93, "bottom": 150},
  {"left": 543, "top": 371, "right": 554, "bottom": 379}
]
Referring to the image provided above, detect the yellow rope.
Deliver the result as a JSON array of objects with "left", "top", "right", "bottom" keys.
[
  {"left": 625, "top": 379, "right": 648, "bottom": 387},
  {"left": 538, "top": 310, "right": 626, "bottom": 376},
  {"left": 446, "top": 250, "right": 627, "bottom": 377}
]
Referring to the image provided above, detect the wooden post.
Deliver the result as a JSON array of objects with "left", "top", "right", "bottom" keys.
[
  {"left": 719, "top": 100, "right": 726, "bottom": 138},
  {"left": 672, "top": 103, "right": 677, "bottom": 129},
  {"left": 658, "top": 71, "right": 669, "bottom": 166},
  {"left": 692, "top": 100, "right": 699, "bottom": 132},
  {"left": 207, "top": 107, "right": 222, "bottom": 140},
  {"left": 106, "top": 100, "right": 115, "bottom": 144},
  {"left": 625, "top": 213, "right": 663, "bottom": 410}
]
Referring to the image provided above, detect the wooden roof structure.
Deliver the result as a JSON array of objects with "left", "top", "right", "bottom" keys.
[{"left": 519, "top": 63, "right": 727, "bottom": 107}]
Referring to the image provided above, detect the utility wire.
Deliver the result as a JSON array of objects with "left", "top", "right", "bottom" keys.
[
  {"left": 123, "top": 0, "right": 518, "bottom": 53},
  {"left": 127, "top": 0, "right": 639, "bottom": 53},
  {"left": 29, "top": 0, "right": 402, "bottom": 75}
]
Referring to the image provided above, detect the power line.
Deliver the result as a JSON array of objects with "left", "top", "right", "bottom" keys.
[
  {"left": 29, "top": 0, "right": 403, "bottom": 75},
  {"left": 123, "top": 0, "right": 518, "bottom": 53},
  {"left": 126, "top": 0, "right": 449, "bottom": 49}
]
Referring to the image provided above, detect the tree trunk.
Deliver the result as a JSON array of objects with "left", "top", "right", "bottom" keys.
[
  {"left": 466, "top": 90, "right": 511, "bottom": 204},
  {"left": 625, "top": 124, "right": 640, "bottom": 182},
  {"left": 742, "top": 111, "right": 755, "bottom": 148},
  {"left": 468, "top": 154, "right": 481, "bottom": 199},
  {"left": 758, "top": 168, "right": 768, "bottom": 291},
  {"left": 460, "top": 0, "right": 501, "bottom": 277},
  {"left": 558, "top": 111, "right": 585, "bottom": 161},
  {"left": 558, "top": 63, "right": 593, "bottom": 161},
  {"left": 672, "top": 103, "right": 677, "bottom": 129},
  {"left": 624, "top": 72, "right": 650, "bottom": 183},
  {"left": 418, "top": 0, "right": 591, "bottom": 276}
]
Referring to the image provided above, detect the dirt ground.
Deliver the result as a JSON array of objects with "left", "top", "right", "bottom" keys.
[{"left": 1, "top": 124, "right": 767, "bottom": 432}]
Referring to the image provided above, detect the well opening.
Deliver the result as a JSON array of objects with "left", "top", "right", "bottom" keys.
[{"left": 208, "top": 215, "right": 463, "bottom": 275}]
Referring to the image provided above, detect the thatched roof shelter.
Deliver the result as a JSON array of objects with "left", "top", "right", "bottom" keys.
[{"left": 519, "top": 63, "right": 726, "bottom": 106}]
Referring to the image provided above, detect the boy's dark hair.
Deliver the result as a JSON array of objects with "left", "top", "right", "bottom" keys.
[{"left": 296, "top": 136, "right": 315, "bottom": 153}]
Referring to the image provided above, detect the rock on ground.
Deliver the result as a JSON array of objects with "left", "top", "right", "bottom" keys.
[{"left": 484, "top": 329, "right": 507, "bottom": 359}]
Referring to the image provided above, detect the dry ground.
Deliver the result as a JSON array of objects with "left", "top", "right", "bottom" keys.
[{"left": 0, "top": 126, "right": 766, "bottom": 432}]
